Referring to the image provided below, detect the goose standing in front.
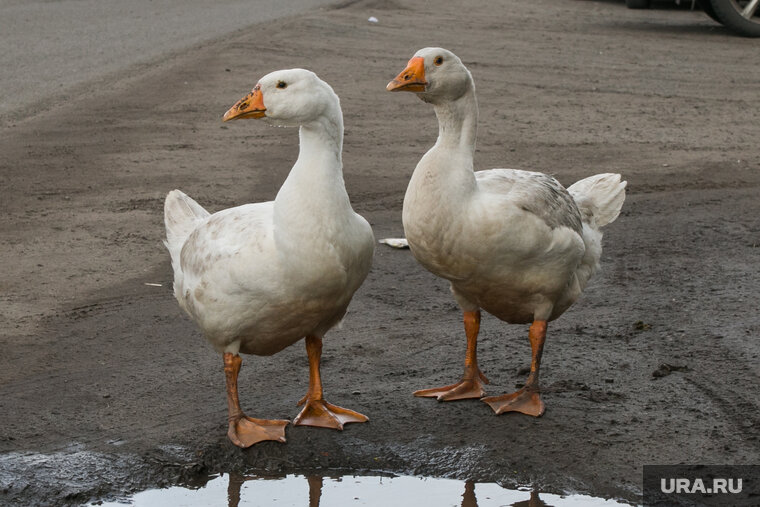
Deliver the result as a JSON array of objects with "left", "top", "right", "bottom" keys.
[
  {"left": 387, "top": 48, "right": 626, "bottom": 416},
  {"left": 164, "top": 69, "right": 373, "bottom": 447}
]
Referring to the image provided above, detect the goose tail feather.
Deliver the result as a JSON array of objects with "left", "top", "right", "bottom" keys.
[
  {"left": 568, "top": 173, "right": 627, "bottom": 229},
  {"left": 163, "top": 189, "right": 209, "bottom": 273}
]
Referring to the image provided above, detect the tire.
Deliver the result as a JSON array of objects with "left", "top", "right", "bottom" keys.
[
  {"left": 625, "top": 0, "right": 651, "bottom": 8},
  {"left": 709, "top": 0, "right": 760, "bottom": 36},
  {"left": 699, "top": 0, "right": 721, "bottom": 21}
]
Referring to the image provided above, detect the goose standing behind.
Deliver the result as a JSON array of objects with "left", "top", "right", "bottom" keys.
[
  {"left": 164, "top": 69, "right": 374, "bottom": 447},
  {"left": 387, "top": 48, "right": 626, "bottom": 416}
]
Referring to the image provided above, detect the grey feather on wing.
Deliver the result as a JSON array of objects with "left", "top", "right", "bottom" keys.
[{"left": 476, "top": 170, "right": 583, "bottom": 232}]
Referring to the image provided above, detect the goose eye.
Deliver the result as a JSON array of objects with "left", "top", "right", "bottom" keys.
[
  {"left": 276, "top": 81, "right": 287, "bottom": 89},
  {"left": 434, "top": 56, "right": 444, "bottom": 66}
]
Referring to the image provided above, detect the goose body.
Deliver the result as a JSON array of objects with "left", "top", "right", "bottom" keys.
[
  {"left": 404, "top": 167, "right": 591, "bottom": 324},
  {"left": 165, "top": 68, "right": 373, "bottom": 446},
  {"left": 388, "top": 48, "right": 625, "bottom": 415}
]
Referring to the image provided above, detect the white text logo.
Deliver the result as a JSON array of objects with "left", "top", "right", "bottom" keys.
[{"left": 660, "top": 478, "right": 742, "bottom": 495}]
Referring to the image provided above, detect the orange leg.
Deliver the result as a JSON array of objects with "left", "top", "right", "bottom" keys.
[
  {"left": 308, "top": 476, "right": 323, "bottom": 507},
  {"left": 293, "top": 336, "right": 368, "bottom": 429},
  {"left": 482, "top": 320, "right": 547, "bottom": 417},
  {"left": 223, "top": 352, "right": 289, "bottom": 448},
  {"left": 414, "top": 310, "right": 490, "bottom": 401},
  {"left": 462, "top": 481, "right": 477, "bottom": 507}
]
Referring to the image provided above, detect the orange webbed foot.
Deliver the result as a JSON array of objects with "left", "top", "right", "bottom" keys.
[
  {"left": 227, "top": 416, "right": 289, "bottom": 448},
  {"left": 482, "top": 387, "right": 545, "bottom": 417},
  {"left": 414, "top": 370, "right": 489, "bottom": 401},
  {"left": 293, "top": 398, "right": 368, "bottom": 430}
]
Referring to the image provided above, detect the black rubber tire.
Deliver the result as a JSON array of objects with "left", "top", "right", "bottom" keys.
[
  {"left": 708, "top": 0, "right": 760, "bottom": 36},
  {"left": 625, "top": 0, "right": 651, "bottom": 8},
  {"left": 699, "top": 0, "right": 721, "bottom": 22}
]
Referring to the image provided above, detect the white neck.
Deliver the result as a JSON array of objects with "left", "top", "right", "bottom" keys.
[
  {"left": 297, "top": 112, "right": 343, "bottom": 162},
  {"left": 411, "top": 78, "right": 479, "bottom": 199},
  {"left": 432, "top": 79, "right": 478, "bottom": 154},
  {"left": 274, "top": 108, "right": 352, "bottom": 229}
]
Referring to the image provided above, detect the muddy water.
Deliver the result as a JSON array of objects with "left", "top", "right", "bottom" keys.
[{"left": 93, "top": 473, "right": 634, "bottom": 506}]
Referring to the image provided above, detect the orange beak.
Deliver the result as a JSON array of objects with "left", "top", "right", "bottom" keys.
[
  {"left": 223, "top": 84, "right": 266, "bottom": 121},
  {"left": 386, "top": 57, "right": 427, "bottom": 92}
]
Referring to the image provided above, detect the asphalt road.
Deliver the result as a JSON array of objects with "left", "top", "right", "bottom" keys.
[{"left": 0, "top": 0, "right": 338, "bottom": 125}]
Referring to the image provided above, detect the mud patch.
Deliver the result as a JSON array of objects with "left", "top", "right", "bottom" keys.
[{"left": 0, "top": 449, "right": 146, "bottom": 505}]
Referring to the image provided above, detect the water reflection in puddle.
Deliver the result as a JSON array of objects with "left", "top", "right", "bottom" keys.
[{"left": 95, "top": 473, "right": 633, "bottom": 506}]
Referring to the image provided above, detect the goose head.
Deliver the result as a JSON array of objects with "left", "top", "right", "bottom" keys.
[
  {"left": 223, "top": 68, "right": 339, "bottom": 128},
  {"left": 386, "top": 47, "right": 472, "bottom": 104}
]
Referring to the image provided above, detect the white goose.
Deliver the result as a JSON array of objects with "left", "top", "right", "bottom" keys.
[
  {"left": 387, "top": 48, "right": 626, "bottom": 416},
  {"left": 164, "top": 69, "right": 374, "bottom": 447}
]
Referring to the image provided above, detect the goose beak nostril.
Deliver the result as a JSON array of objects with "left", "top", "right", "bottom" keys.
[{"left": 386, "top": 57, "right": 427, "bottom": 93}]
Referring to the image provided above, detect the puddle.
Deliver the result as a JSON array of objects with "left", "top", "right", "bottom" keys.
[{"left": 92, "top": 473, "right": 634, "bottom": 506}]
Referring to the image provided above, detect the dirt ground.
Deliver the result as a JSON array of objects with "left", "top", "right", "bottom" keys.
[{"left": 1, "top": 0, "right": 759, "bottom": 505}]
